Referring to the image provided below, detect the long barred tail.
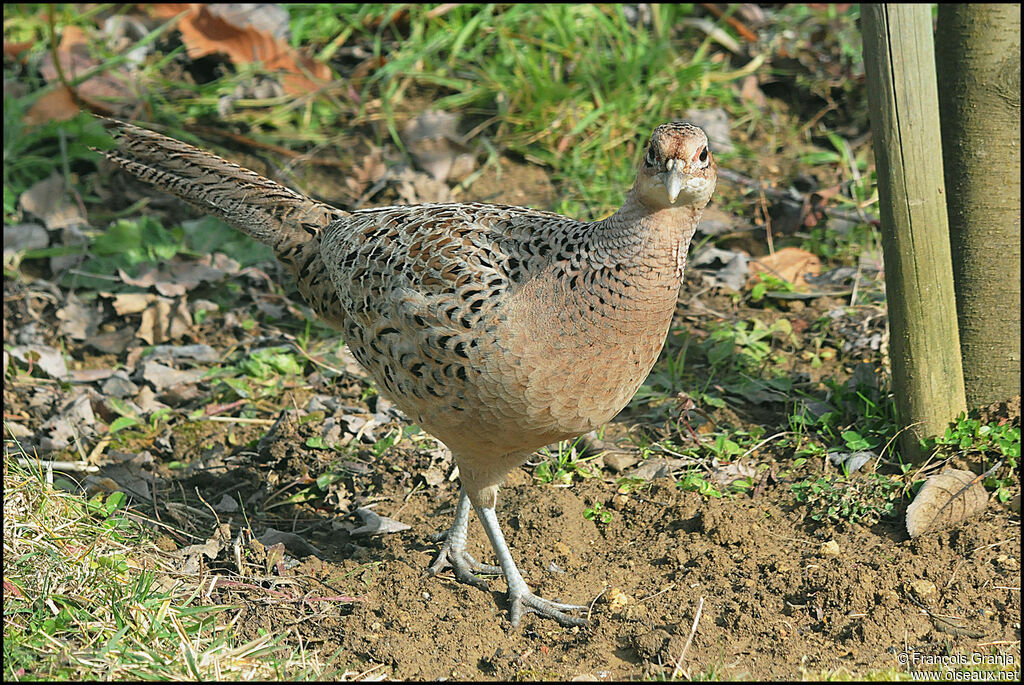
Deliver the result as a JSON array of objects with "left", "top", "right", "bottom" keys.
[
  {"left": 98, "top": 119, "right": 344, "bottom": 260},
  {"left": 97, "top": 118, "right": 349, "bottom": 327}
]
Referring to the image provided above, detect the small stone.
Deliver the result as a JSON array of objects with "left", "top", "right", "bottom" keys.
[
  {"left": 603, "top": 452, "right": 640, "bottom": 473},
  {"left": 908, "top": 579, "right": 938, "bottom": 603},
  {"left": 607, "top": 587, "right": 631, "bottom": 611},
  {"left": 819, "top": 540, "right": 841, "bottom": 556}
]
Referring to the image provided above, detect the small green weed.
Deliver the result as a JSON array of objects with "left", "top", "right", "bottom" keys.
[
  {"left": 791, "top": 472, "right": 903, "bottom": 525},
  {"left": 533, "top": 437, "right": 599, "bottom": 486},
  {"left": 749, "top": 273, "right": 795, "bottom": 302},
  {"left": 583, "top": 501, "right": 613, "bottom": 524},
  {"left": 211, "top": 346, "right": 308, "bottom": 402},
  {"left": 789, "top": 375, "right": 897, "bottom": 461},
  {"left": 677, "top": 470, "right": 723, "bottom": 498},
  {"left": 926, "top": 413, "right": 1020, "bottom": 503}
]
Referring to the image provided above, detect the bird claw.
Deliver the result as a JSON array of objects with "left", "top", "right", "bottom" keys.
[
  {"left": 508, "top": 589, "right": 590, "bottom": 628},
  {"left": 426, "top": 536, "right": 501, "bottom": 590}
]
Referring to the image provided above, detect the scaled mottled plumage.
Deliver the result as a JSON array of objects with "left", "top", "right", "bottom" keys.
[{"left": 98, "top": 119, "right": 717, "bottom": 627}]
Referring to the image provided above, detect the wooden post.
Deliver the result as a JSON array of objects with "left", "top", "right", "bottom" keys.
[{"left": 861, "top": 4, "right": 967, "bottom": 460}]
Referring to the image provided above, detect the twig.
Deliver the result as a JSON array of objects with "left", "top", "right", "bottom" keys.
[
  {"left": 205, "top": 416, "right": 277, "bottom": 425},
  {"left": 698, "top": 3, "right": 759, "bottom": 42},
  {"left": 15, "top": 458, "right": 98, "bottom": 473},
  {"left": 738, "top": 431, "right": 796, "bottom": 461},
  {"left": 636, "top": 583, "right": 676, "bottom": 604},
  {"left": 671, "top": 596, "right": 705, "bottom": 680}
]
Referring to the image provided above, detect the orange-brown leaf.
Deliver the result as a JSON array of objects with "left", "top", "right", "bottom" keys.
[
  {"left": 748, "top": 247, "right": 821, "bottom": 288},
  {"left": 150, "top": 4, "right": 331, "bottom": 95}
]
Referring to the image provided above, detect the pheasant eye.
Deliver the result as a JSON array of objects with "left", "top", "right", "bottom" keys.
[
  {"left": 645, "top": 148, "right": 658, "bottom": 167},
  {"left": 698, "top": 147, "right": 708, "bottom": 163}
]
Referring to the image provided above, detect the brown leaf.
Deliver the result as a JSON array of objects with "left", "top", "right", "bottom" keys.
[
  {"left": 108, "top": 292, "right": 157, "bottom": 316},
  {"left": 118, "top": 254, "right": 239, "bottom": 296},
  {"left": 748, "top": 246, "right": 821, "bottom": 288},
  {"left": 906, "top": 468, "right": 989, "bottom": 538},
  {"left": 37, "top": 25, "right": 127, "bottom": 115},
  {"left": 4, "top": 40, "right": 34, "bottom": 60},
  {"left": 56, "top": 292, "right": 101, "bottom": 341},
  {"left": 150, "top": 4, "right": 332, "bottom": 95},
  {"left": 24, "top": 86, "right": 81, "bottom": 124},
  {"left": 258, "top": 528, "right": 323, "bottom": 557},
  {"left": 19, "top": 173, "right": 86, "bottom": 231},
  {"left": 87, "top": 328, "right": 135, "bottom": 356},
  {"left": 137, "top": 297, "right": 193, "bottom": 345},
  {"left": 345, "top": 147, "right": 387, "bottom": 198}
]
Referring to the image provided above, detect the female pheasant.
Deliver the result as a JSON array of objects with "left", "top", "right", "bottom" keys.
[{"left": 98, "top": 120, "right": 717, "bottom": 627}]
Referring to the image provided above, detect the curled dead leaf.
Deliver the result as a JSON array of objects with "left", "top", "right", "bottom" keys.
[
  {"left": 350, "top": 507, "right": 411, "bottom": 536},
  {"left": 906, "top": 468, "right": 989, "bottom": 538},
  {"left": 149, "top": 3, "right": 331, "bottom": 95},
  {"left": 19, "top": 173, "right": 86, "bottom": 231},
  {"left": 748, "top": 246, "right": 821, "bottom": 288}
]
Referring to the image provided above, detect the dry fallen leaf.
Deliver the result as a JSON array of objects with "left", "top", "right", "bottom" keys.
[
  {"left": 35, "top": 24, "right": 131, "bottom": 117},
  {"left": 8, "top": 344, "right": 69, "bottom": 380},
  {"left": 906, "top": 468, "right": 989, "bottom": 538},
  {"left": 56, "top": 292, "right": 101, "bottom": 341},
  {"left": 3, "top": 223, "right": 49, "bottom": 257},
  {"left": 345, "top": 147, "right": 387, "bottom": 199},
  {"left": 23, "top": 86, "right": 81, "bottom": 125},
  {"left": 392, "top": 167, "right": 454, "bottom": 204},
  {"left": 748, "top": 246, "right": 822, "bottom": 288},
  {"left": 350, "top": 507, "right": 411, "bottom": 536},
  {"left": 138, "top": 297, "right": 193, "bottom": 345},
  {"left": 19, "top": 173, "right": 86, "bottom": 231},
  {"left": 258, "top": 528, "right": 323, "bottom": 557},
  {"left": 108, "top": 292, "right": 156, "bottom": 316},
  {"left": 150, "top": 4, "right": 332, "bottom": 95},
  {"left": 118, "top": 254, "right": 240, "bottom": 297}
]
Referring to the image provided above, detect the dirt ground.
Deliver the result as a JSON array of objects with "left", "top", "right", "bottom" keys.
[{"left": 192, "top": 397, "right": 1021, "bottom": 681}]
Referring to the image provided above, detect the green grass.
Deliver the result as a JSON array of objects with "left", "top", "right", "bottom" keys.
[
  {"left": 2, "top": 446, "right": 349, "bottom": 680},
  {"left": 790, "top": 471, "right": 903, "bottom": 525},
  {"left": 533, "top": 435, "right": 601, "bottom": 487}
]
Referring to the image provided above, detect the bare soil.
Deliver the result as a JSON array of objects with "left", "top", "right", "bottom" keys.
[{"left": 198, "top": 406, "right": 1021, "bottom": 681}]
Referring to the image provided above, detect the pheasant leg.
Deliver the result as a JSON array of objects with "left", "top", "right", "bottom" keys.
[
  {"left": 476, "top": 505, "right": 589, "bottom": 627},
  {"left": 426, "top": 489, "right": 501, "bottom": 589}
]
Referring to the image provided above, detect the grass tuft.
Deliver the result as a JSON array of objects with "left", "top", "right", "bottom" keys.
[{"left": 2, "top": 437, "right": 350, "bottom": 680}]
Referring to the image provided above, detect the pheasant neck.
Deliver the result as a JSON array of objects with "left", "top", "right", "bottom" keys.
[{"left": 590, "top": 191, "right": 702, "bottom": 286}]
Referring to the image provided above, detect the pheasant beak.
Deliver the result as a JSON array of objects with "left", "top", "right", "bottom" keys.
[{"left": 662, "top": 158, "right": 688, "bottom": 203}]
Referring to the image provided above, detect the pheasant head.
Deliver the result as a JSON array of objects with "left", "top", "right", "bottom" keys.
[{"left": 633, "top": 122, "right": 717, "bottom": 210}]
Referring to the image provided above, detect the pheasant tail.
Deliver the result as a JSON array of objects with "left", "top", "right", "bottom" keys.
[{"left": 98, "top": 119, "right": 347, "bottom": 325}]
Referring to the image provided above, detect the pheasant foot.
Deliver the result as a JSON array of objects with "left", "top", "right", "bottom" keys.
[
  {"left": 426, "top": 489, "right": 501, "bottom": 589},
  {"left": 477, "top": 505, "right": 590, "bottom": 628}
]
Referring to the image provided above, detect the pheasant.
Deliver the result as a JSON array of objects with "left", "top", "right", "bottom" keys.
[{"left": 97, "top": 119, "right": 717, "bottom": 627}]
